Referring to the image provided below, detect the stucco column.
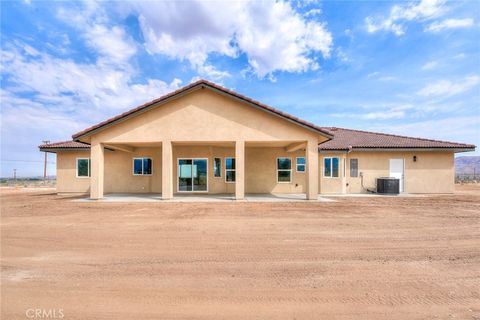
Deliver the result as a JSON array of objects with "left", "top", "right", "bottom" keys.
[
  {"left": 162, "top": 140, "right": 173, "bottom": 199},
  {"left": 341, "top": 154, "right": 347, "bottom": 194},
  {"left": 306, "top": 140, "right": 319, "bottom": 200},
  {"left": 90, "top": 142, "right": 104, "bottom": 199},
  {"left": 235, "top": 140, "right": 245, "bottom": 200}
]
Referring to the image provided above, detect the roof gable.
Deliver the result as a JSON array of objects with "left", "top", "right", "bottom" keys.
[{"left": 72, "top": 80, "right": 332, "bottom": 140}]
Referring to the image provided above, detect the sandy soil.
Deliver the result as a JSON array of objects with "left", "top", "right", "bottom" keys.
[{"left": 1, "top": 186, "right": 479, "bottom": 319}]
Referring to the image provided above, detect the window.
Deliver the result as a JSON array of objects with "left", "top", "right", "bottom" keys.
[
  {"left": 133, "top": 157, "right": 152, "bottom": 175},
  {"left": 225, "top": 157, "right": 235, "bottom": 182},
  {"left": 296, "top": 157, "right": 306, "bottom": 172},
  {"left": 76, "top": 158, "right": 90, "bottom": 177},
  {"left": 350, "top": 159, "right": 358, "bottom": 177},
  {"left": 324, "top": 157, "right": 339, "bottom": 178},
  {"left": 277, "top": 157, "right": 292, "bottom": 182},
  {"left": 213, "top": 158, "right": 222, "bottom": 177}
]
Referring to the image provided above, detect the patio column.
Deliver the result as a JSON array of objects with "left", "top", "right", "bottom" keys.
[
  {"left": 90, "top": 141, "right": 104, "bottom": 199},
  {"left": 235, "top": 140, "right": 245, "bottom": 200},
  {"left": 341, "top": 154, "right": 347, "bottom": 194},
  {"left": 306, "top": 140, "right": 319, "bottom": 200},
  {"left": 162, "top": 140, "right": 173, "bottom": 199}
]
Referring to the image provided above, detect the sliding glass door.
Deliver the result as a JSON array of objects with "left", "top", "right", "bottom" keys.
[{"left": 178, "top": 158, "right": 208, "bottom": 192}]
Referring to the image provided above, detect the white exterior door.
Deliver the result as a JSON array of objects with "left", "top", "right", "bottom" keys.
[{"left": 389, "top": 159, "right": 404, "bottom": 192}]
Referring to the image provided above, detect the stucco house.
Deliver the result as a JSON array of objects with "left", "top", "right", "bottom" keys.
[{"left": 39, "top": 80, "right": 475, "bottom": 200}]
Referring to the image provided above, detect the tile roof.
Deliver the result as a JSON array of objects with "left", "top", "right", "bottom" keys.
[
  {"left": 72, "top": 79, "right": 333, "bottom": 139},
  {"left": 39, "top": 140, "right": 90, "bottom": 150},
  {"left": 318, "top": 127, "right": 475, "bottom": 151},
  {"left": 40, "top": 127, "right": 475, "bottom": 153}
]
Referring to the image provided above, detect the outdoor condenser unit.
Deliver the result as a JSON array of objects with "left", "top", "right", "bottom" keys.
[{"left": 376, "top": 177, "right": 400, "bottom": 194}]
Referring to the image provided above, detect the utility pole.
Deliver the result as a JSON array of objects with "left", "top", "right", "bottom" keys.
[
  {"left": 13, "top": 169, "right": 17, "bottom": 181},
  {"left": 42, "top": 140, "right": 50, "bottom": 183}
]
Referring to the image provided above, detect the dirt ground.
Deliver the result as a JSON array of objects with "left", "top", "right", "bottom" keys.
[{"left": 1, "top": 186, "right": 479, "bottom": 319}]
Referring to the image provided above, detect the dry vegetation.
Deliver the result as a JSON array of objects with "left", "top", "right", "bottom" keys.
[{"left": 1, "top": 185, "right": 479, "bottom": 319}]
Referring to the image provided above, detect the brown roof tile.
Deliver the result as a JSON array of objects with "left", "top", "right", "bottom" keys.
[
  {"left": 72, "top": 79, "right": 333, "bottom": 139},
  {"left": 39, "top": 140, "right": 90, "bottom": 149},
  {"left": 318, "top": 127, "right": 475, "bottom": 150}
]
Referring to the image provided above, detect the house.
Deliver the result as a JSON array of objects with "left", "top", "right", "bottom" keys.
[{"left": 39, "top": 80, "right": 475, "bottom": 199}]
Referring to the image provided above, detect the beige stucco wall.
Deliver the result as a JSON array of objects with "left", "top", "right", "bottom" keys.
[
  {"left": 56, "top": 151, "right": 91, "bottom": 193},
  {"left": 319, "top": 151, "right": 455, "bottom": 194},
  {"left": 83, "top": 89, "right": 325, "bottom": 145},
  {"left": 55, "top": 146, "right": 308, "bottom": 194},
  {"left": 104, "top": 147, "right": 162, "bottom": 193},
  {"left": 55, "top": 149, "right": 454, "bottom": 195},
  {"left": 319, "top": 152, "right": 346, "bottom": 194},
  {"left": 246, "top": 147, "right": 307, "bottom": 193}
]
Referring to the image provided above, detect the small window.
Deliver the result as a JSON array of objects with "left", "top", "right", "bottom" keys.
[
  {"left": 214, "top": 158, "right": 222, "bottom": 177},
  {"left": 133, "top": 157, "right": 152, "bottom": 175},
  {"left": 77, "top": 158, "right": 90, "bottom": 177},
  {"left": 296, "top": 157, "right": 306, "bottom": 172},
  {"left": 225, "top": 157, "right": 235, "bottom": 182},
  {"left": 324, "top": 157, "right": 339, "bottom": 178},
  {"left": 277, "top": 157, "right": 292, "bottom": 182},
  {"left": 350, "top": 159, "right": 358, "bottom": 177}
]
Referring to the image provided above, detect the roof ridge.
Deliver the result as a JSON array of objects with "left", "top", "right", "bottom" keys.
[{"left": 324, "top": 126, "right": 474, "bottom": 147}]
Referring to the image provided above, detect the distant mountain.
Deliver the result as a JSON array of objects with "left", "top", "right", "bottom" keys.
[{"left": 455, "top": 156, "right": 480, "bottom": 175}]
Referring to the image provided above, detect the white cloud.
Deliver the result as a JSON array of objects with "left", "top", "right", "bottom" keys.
[
  {"left": 372, "top": 116, "right": 479, "bottom": 145},
  {"left": 421, "top": 60, "right": 439, "bottom": 70},
  {"left": 362, "top": 110, "right": 406, "bottom": 120},
  {"left": 1, "top": 44, "right": 182, "bottom": 115},
  {"left": 417, "top": 76, "right": 480, "bottom": 97},
  {"left": 425, "top": 18, "right": 475, "bottom": 32},
  {"left": 57, "top": 1, "right": 137, "bottom": 65},
  {"left": 84, "top": 25, "right": 137, "bottom": 65},
  {"left": 124, "top": 0, "right": 332, "bottom": 79},
  {"left": 366, "top": 0, "right": 447, "bottom": 36},
  {"left": 331, "top": 104, "right": 415, "bottom": 120},
  {"left": 304, "top": 8, "right": 322, "bottom": 17},
  {"left": 330, "top": 101, "right": 460, "bottom": 121},
  {"left": 1, "top": 41, "right": 182, "bottom": 176},
  {"left": 366, "top": 72, "right": 396, "bottom": 81}
]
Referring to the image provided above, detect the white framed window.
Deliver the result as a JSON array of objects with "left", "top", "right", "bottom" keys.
[
  {"left": 76, "top": 158, "right": 90, "bottom": 178},
  {"left": 225, "top": 157, "right": 235, "bottom": 183},
  {"left": 324, "top": 157, "right": 339, "bottom": 178},
  {"left": 213, "top": 158, "right": 222, "bottom": 178},
  {"left": 133, "top": 157, "right": 152, "bottom": 175},
  {"left": 296, "top": 157, "right": 306, "bottom": 172},
  {"left": 277, "top": 157, "right": 292, "bottom": 183}
]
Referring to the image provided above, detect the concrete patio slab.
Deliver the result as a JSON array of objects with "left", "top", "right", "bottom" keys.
[{"left": 73, "top": 193, "right": 336, "bottom": 203}]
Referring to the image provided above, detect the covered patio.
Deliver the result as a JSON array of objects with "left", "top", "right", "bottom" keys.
[{"left": 91, "top": 140, "right": 321, "bottom": 200}]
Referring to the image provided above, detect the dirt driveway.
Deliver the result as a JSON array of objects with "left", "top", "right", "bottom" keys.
[{"left": 1, "top": 186, "right": 479, "bottom": 319}]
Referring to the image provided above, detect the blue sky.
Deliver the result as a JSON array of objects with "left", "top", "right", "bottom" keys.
[{"left": 1, "top": 0, "right": 479, "bottom": 177}]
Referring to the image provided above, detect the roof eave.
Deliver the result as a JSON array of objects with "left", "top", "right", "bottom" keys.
[
  {"left": 321, "top": 147, "right": 476, "bottom": 153},
  {"left": 39, "top": 147, "right": 91, "bottom": 153}
]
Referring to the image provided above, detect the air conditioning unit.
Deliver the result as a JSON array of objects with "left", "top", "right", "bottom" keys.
[{"left": 376, "top": 177, "right": 400, "bottom": 194}]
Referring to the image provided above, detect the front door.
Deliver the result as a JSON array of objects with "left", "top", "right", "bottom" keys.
[
  {"left": 178, "top": 158, "right": 208, "bottom": 192},
  {"left": 389, "top": 159, "right": 404, "bottom": 192}
]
